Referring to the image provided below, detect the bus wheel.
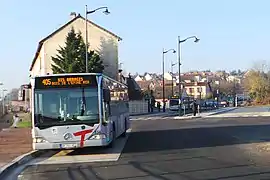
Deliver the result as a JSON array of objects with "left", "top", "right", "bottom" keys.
[{"left": 121, "top": 119, "right": 127, "bottom": 137}]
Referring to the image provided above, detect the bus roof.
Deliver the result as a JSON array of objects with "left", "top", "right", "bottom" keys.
[{"left": 32, "top": 73, "right": 128, "bottom": 88}]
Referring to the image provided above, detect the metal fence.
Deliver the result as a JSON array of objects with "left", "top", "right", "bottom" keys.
[{"left": 129, "top": 100, "right": 149, "bottom": 115}]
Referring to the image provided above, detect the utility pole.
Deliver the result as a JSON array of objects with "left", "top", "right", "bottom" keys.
[
  {"left": 177, "top": 36, "right": 182, "bottom": 116},
  {"left": 85, "top": 5, "right": 89, "bottom": 73}
]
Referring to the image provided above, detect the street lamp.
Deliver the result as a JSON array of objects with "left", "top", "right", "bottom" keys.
[
  {"left": 177, "top": 35, "right": 199, "bottom": 116},
  {"left": 162, "top": 48, "right": 176, "bottom": 112},
  {"left": 216, "top": 89, "right": 219, "bottom": 109},
  {"left": 171, "top": 61, "right": 177, "bottom": 96},
  {"left": 198, "top": 86, "right": 202, "bottom": 103},
  {"left": 2, "top": 89, "right": 7, "bottom": 115},
  {"left": 85, "top": 5, "right": 110, "bottom": 73},
  {"left": 0, "top": 83, "right": 3, "bottom": 116}
]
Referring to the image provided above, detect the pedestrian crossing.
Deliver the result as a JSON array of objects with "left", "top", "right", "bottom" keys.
[
  {"left": 129, "top": 108, "right": 238, "bottom": 121},
  {"left": 130, "top": 116, "right": 173, "bottom": 121},
  {"left": 130, "top": 115, "right": 200, "bottom": 121}
]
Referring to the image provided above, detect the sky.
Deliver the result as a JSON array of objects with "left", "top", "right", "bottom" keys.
[{"left": 1, "top": 0, "right": 270, "bottom": 91}]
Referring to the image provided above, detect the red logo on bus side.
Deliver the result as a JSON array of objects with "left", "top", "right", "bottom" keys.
[{"left": 73, "top": 129, "right": 93, "bottom": 147}]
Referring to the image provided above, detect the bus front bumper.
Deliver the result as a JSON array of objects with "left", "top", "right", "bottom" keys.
[{"left": 33, "top": 138, "right": 111, "bottom": 150}]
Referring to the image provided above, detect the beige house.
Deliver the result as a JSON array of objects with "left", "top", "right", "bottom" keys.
[
  {"left": 29, "top": 13, "right": 122, "bottom": 79},
  {"left": 184, "top": 82, "right": 212, "bottom": 99}
]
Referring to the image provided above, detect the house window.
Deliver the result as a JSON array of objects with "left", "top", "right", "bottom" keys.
[{"left": 189, "top": 88, "right": 193, "bottom": 93}]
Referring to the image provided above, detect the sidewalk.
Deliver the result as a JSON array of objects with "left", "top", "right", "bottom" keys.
[
  {"left": 173, "top": 107, "right": 237, "bottom": 120},
  {"left": 208, "top": 111, "right": 270, "bottom": 118},
  {"left": 0, "top": 114, "right": 32, "bottom": 169},
  {"left": 199, "top": 107, "right": 237, "bottom": 117}
]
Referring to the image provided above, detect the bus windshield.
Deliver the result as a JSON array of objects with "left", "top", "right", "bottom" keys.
[
  {"left": 34, "top": 87, "right": 99, "bottom": 129},
  {"left": 169, "top": 99, "right": 179, "bottom": 106}
]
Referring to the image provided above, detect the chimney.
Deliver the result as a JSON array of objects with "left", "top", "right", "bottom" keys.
[{"left": 70, "top": 12, "right": 77, "bottom": 19}]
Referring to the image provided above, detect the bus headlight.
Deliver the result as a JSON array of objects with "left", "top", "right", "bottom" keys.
[
  {"left": 90, "top": 134, "right": 106, "bottom": 140},
  {"left": 34, "top": 137, "right": 48, "bottom": 143}
]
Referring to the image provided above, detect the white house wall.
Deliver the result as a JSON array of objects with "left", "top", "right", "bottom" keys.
[
  {"left": 30, "top": 46, "right": 45, "bottom": 77},
  {"left": 164, "top": 72, "right": 172, "bottom": 80},
  {"left": 144, "top": 74, "right": 152, "bottom": 81},
  {"left": 39, "top": 17, "right": 119, "bottom": 79}
]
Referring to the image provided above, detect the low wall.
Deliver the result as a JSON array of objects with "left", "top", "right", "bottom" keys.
[{"left": 129, "top": 100, "right": 149, "bottom": 115}]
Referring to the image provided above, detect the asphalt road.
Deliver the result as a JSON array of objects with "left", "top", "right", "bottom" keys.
[{"left": 12, "top": 115, "right": 270, "bottom": 180}]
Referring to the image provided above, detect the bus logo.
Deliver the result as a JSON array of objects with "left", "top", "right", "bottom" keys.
[
  {"left": 63, "top": 133, "right": 72, "bottom": 140},
  {"left": 73, "top": 129, "right": 93, "bottom": 147}
]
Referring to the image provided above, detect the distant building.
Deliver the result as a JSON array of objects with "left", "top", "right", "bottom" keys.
[
  {"left": 16, "top": 84, "right": 30, "bottom": 111},
  {"left": 227, "top": 75, "right": 241, "bottom": 84},
  {"left": 184, "top": 82, "right": 212, "bottom": 99},
  {"left": 134, "top": 75, "right": 144, "bottom": 81}
]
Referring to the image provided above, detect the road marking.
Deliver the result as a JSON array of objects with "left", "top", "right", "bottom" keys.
[
  {"left": 29, "top": 129, "right": 132, "bottom": 165},
  {"left": 54, "top": 150, "right": 73, "bottom": 157}
]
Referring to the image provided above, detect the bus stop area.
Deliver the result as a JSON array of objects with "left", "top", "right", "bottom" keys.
[{"left": 0, "top": 114, "right": 32, "bottom": 169}]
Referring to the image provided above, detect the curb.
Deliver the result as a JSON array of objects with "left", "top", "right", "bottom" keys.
[
  {"left": 130, "top": 112, "right": 170, "bottom": 118},
  {"left": 173, "top": 115, "right": 201, "bottom": 120},
  {"left": 0, "top": 150, "right": 44, "bottom": 179},
  {"left": 130, "top": 112, "right": 162, "bottom": 116}
]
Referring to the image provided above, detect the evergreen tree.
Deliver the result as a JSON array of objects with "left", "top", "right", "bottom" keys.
[{"left": 51, "top": 27, "right": 104, "bottom": 74}]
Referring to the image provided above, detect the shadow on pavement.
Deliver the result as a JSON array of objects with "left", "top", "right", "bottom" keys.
[
  {"left": 64, "top": 146, "right": 111, "bottom": 156},
  {"left": 122, "top": 124, "right": 270, "bottom": 154}
]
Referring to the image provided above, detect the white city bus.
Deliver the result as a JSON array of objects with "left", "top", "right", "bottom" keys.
[
  {"left": 169, "top": 95, "right": 194, "bottom": 111},
  {"left": 30, "top": 73, "right": 130, "bottom": 150}
]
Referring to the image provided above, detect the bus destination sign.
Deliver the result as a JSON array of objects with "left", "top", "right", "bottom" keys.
[
  {"left": 170, "top": 95, "right": 179, "bottom": 99},
  {"left": 35, "top": 75, "right": 97, "bottom": 89}
]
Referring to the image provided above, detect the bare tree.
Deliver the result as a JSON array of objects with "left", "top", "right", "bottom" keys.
[{"left": 243, "top": 61, "right": 270, "bottom": 104}]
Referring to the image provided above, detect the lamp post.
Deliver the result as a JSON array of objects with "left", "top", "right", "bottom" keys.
[
  {"left": 199, "top": 87, "right": 202, "bottom": 101},
  {"left": 216, "top": 89, "right": 219, "bottom": 109},
  {"left": 85, "top": 5, "right": 110, "bottom": 73},
  {"left": 171, "top": 61, "right": 177, "bottom": 96},
  {"left": 0, "top": 82, "right": 5, "bottom": 116},
  {"left": 177, "top": 36, "right": 200, "bottom": 116},
  {"left": 162, "top": 48, "right": 176, "bottom": 112},
  {"left": 2, "top": 89, "right": 7, "bottom": 115}
]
